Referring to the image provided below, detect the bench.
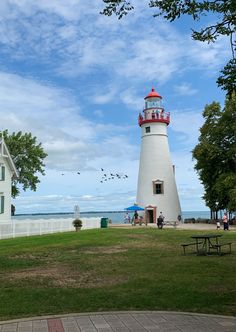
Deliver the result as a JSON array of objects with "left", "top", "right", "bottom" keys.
[
  {"left": 211, "top": 242, "right": 232, "bottom": 255},
  {"left": 181, "top": 242, "right": 203, "bottom": 255},
  {"left": 163, "top": 221, "right": 178, "bottom": 228}
]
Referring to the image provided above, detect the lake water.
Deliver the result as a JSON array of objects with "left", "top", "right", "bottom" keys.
[{"left": 13, "top": 210, "right": 210, "bottom": 223}]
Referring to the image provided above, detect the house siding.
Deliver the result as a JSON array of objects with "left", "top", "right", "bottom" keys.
[{"left": 0, "top": 155, "right": 12, "bottom": 221}]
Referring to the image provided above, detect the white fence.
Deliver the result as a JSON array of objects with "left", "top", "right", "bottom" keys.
[{"left": 0, "top": 217, "right": 101, "bottom": 240}]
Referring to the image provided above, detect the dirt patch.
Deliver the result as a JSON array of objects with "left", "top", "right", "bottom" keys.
[
  {"left": 10, "top": 252, "right": 59, "bottom": 261},
  {"left": 5, "top": 264, "right": 129, "bottom": 288},
  {"left": 81, "top": 246, "right": 128, "bottom": 254}
]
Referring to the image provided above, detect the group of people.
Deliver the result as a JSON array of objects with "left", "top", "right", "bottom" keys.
[
  {"left": 124, "top": 211, "right": 166, "bottom": 228},
  {"left": 124, "top": 211, "right": 144, "bottom": 225},
  {"left": 125, "top": 211, "right": 232, "bottom": 230}
]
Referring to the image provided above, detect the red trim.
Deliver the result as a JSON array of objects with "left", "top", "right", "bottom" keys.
[
  {"left": 144, "top": 87, "right": 162, "bottom": 100},
  {"left": 138, "top": 112, "right": 170, "bottom": 126},
  {"left": 139, "top": 118, "right": 170, "bottom": 126}
]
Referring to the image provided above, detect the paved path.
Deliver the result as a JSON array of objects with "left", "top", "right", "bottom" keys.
[{"left": 0, "top": 311, "right": 236, "bottom": 332}]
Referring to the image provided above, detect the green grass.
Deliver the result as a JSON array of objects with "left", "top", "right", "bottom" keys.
[{"left": 0, "top": 227, "right": 235, "bottom": 320}]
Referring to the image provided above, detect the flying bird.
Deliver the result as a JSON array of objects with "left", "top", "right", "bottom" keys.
[{"left": 77, "top": 172, "right": 80, "bottom": 175}]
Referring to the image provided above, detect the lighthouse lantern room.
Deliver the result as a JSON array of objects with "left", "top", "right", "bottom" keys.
[{"left": 136, "top": 88, "right": 181, "bottom": 223}]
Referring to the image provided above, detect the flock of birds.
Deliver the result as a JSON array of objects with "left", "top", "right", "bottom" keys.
[
  {"left": 61, "top": 168, "right": 128, "bottom": 183},
  {"left": 99, "top": 168, "right": 128, "bottom": 183}
]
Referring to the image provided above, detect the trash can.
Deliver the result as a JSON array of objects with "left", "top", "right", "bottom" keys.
[{"left": 101, "top": 217, "right": 109, "bottom": 228}]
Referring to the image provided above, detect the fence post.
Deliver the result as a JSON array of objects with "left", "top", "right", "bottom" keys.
[
  {"left": 13, "top": 220, "right": 15, "bottom": 238},
  {"left": 27, "top": 221, "right": 30, "bottom": 236}
]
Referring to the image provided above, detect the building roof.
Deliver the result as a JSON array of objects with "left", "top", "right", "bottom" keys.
[
  {"left": 144, "top": 87, "right": 162, "bottom": 100},
  {"left": 0, "top": 138, "right": 18, "bottom": 178}
]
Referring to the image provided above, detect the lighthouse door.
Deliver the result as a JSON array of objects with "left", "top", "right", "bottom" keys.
[
  {"left": 145, "top": 206, "right": 157, "bottom": 224},
  {"left": 147, "top": 210, "right": 154, "bottom": 223}
]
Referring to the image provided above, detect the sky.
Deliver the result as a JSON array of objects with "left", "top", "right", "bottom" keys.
[{"left": 0, "top": 0, "right": 230, "bottom": 214}]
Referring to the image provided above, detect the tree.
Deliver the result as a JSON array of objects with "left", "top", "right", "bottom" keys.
[
  {"left": 0, "top": 130, "right": 47, "bottom": 198},
  {"left": 192, "top": 94, "right": 236, "bottom": 217},
  {"left": 101, "top": 0, "right": 236, "bottom": 95},
  {"left": 217, "top": 59, "right": 236, "bottom": 97}
]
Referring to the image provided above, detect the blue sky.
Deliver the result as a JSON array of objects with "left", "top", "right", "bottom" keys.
[{"left": 0, "top": 1, "right": 230, "bottom": 213}]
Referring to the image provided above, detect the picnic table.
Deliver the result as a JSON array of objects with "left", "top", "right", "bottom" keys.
[{"left": 181, "top": 234, "right": 232, "bottom": 255}]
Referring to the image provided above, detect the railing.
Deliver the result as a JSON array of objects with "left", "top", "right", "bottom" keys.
[
  {"left": 138, "top": 111, "right": 170, "bottom": 126},
  {"left": 0, "top": 217, "right": 101, "bottom": 239}
]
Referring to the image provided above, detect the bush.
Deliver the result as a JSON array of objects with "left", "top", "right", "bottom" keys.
[
  {"left": 72, "top": 219, "right": 83, "bottom": 229},
  {"left": 184, "top": 218, "right": 196, "bottom": 223}
]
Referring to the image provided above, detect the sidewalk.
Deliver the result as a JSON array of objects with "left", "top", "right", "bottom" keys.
[
  {"left": 0, "top": 311, "right": 236, "bottom": 332},
  {"left": 111, "top": 222, "right": 236, "bottom": 231}
]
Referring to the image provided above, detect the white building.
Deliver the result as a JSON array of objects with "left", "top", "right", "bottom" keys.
[
  {"left": 0, "top": 138, "right": 18, "bottom": 222},
  {"left": 136, "top": 88, "right": 181, "bottom": 223}
]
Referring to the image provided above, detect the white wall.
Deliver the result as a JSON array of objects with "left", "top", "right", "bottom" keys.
[{"left": 136, "top": 122, "right": 181, "bottom": 221}]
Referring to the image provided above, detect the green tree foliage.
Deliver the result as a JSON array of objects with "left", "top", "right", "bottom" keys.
[
  {"left": 0, "top": 130, "right": 47, "bottom": 198},
  {"left": 192, "top": 94, "right": 236, "bottom": 214},
  {"left": 217, "top": 59, "right": 236, "bottom": 97},
  {"left": 101, "top": 0, "right": 236, "bottom": 95}
]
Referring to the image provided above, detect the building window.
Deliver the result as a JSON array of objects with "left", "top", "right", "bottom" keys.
[
  {"left": 0, "top": 166, "right": 5, "bottom": 181},
  {"left": 145, "top": 126, "right": 151, "bottom": 133},
  {"left": 0, "top": 196, "right": 4, "bottom": 214},
  {"left": 153, "top": 180, "right": 164, "bottom": 194}
]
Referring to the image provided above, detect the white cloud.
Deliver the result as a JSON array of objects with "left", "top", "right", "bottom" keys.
[
  {"left": 170, "top": 108, "right": 203, "bottom": 146},
  {"left": 0, "top": 71, "right": 138, "bottom": 172},
  {"left": 93, "top": 86, "right": 117, "bottom": 105},
  {"left": 0, "top": 2, "right": 229, "bottom": 84},
  {"left": 174, "top": 83, "right": 198, "bottom": 96}
]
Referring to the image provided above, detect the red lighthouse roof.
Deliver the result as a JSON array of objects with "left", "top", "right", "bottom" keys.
[{"left": 144, "top": 87, "right": 162, "bottom": 99}]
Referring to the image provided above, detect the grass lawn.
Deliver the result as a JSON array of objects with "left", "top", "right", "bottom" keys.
[{"left": 0, "top": 227, "right": 235, "bottom": 320}]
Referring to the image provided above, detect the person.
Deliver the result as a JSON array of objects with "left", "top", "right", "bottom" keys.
[
  {"left": 139, "top": 215, "right": 143, "bottom": 226},
  {"left": 216, "top": 219, "right": 220, "bottom": 230},
  {"left": 124, "top": 212, "right": 130, "bottom": 223},
  {"left": 222, "top": 212, "right": 229, "bottom": 231},
  {"left": 131, "top": 211, "right": 139, "bottom": 226},
  {"left": 157, "top": 212, "right": 164, "bottom": 229}
]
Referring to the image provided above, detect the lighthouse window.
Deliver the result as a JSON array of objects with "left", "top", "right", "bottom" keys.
[
  {"left": 153, "top": 181, "right": 164, "bottom": 195},
  {"left": 145, "top": 126, "right": 151, "bottom": 133}
]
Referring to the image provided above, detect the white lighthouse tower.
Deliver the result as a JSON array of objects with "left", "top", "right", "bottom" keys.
[{"left": 136, "top": 88, "right": 181, "bottom": 223}]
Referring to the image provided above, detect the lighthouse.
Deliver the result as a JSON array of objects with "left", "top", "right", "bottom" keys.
[{"left": 136, "top": 88, "right": 181, "bottom": 223}]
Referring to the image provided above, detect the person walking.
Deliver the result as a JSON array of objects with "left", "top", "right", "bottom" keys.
[
  {"left": 124, "top": 212, "right": 130, "bottom": 223},
  {"left": 222, "top": 212, "right": 229, "bottom": 231},
  {"left": 157, "top": 212, "right": 164, "bottom": 229}
]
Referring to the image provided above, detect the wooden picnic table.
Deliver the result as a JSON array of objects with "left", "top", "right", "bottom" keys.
[
  {"left": 181, "top": 234, "right": 232, "bottom": 255},
  {"left": 191, "top": 234, "right": 222, "bottom": 255}
]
